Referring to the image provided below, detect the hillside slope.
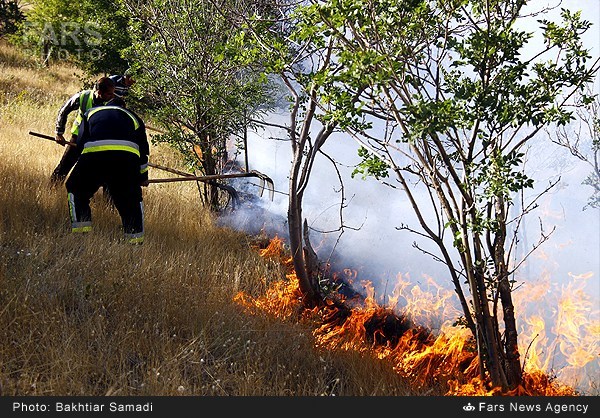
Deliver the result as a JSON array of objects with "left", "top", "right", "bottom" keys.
[
  {"left": 0, "top": 40, "right": 421, "bottom": 396},
  {"left": 3, "top": 40, "right": 594, "bottom": 399}
]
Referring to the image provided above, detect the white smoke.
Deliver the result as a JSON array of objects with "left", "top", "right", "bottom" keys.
[{"left": 218, "top": 0, "right": 599, "bottom": 393}]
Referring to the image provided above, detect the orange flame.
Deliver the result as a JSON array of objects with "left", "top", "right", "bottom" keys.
[
  {"left": 235, "top": 237, "right": 594, "bottom": 396},
  {"left": 513, "top": 270, "right": 599, "bottom": 392}
]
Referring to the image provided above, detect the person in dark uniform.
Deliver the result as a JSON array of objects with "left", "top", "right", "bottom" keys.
[
  {"left": 109, "top": 70, "right": 135, "bottom": 99},
  {"left": 65, "top": 97, "right": 150, "bottom": 245},
  {"left": 52, "top": 77, "right": 116, "bottom": 184}
]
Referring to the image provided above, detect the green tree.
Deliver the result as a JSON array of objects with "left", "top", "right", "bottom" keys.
[
  {"left": 121, "top": 0, "right": 278, "bottom": 211},
  {"left": 0, "top": 0, "right": 24, "bottom": 38},
  {"left": 231, "top": 1, "right": 363, "bottom": 308},
  {"left": 289, "top": 0, "right": 599, "bottom": 391},
  {"left": 19, "top": 0, "right": 129, "bottom": 73}
]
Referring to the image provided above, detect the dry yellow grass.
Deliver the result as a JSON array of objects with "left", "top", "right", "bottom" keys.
[{"left": 0, "top": 40, "right": 420, "bottom": 396}]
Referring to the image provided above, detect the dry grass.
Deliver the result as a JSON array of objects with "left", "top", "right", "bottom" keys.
[{"left": 0, "top": 40, "right": 421, "bottom": 396}]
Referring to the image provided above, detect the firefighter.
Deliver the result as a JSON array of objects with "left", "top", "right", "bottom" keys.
[
  {"left": 51, "top": 76, "right": 116, "bottom": 184},
  {"left": 65, "top": 96, "right": 150, "bottom": 245},
  {"left": 109, "top": 70, "right": 135, "bottom": 99}
]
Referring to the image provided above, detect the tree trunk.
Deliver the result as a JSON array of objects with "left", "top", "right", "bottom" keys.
[
  {"left": 288, "top": 185, "right": 319, "bottom": 308},
  {"left": 302, "top": 219, "right": 321, "bottom": 293},
  {"left": 498, "top": 276, "right": 522, "bottom": 387},
  {"left": 42, "top": 41, "right": 52, "bottom": 68},
  {"left": 195, "top": 130, "right": 224, "bottom": 211},
  {"left": 464, "top": 204, "right": 508, "bottom": 389},
  {"left": 494, "top": 195, "right": 523, "bottom": 388},
  {"left": 475, "top": 267, "right": 509, "bottom": 389}
]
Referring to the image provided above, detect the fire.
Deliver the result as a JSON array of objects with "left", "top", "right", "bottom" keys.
[
  {"left": 234, "top": 236, "right": 304, "bottom": 319},
  {"left": 514, "top": 271, "right": 599, "bottom": 392},
  {"left": 235, "top": 237, "right": 595, "bottom": 396}
]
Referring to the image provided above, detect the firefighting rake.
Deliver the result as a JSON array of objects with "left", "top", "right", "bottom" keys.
[
  {"left": 28, "top": 131, "right": 275, "bottom": 203},
  {"left": 147, "top": 169, "right": 275, "bottom": 201},
  {"left": 29, "top": 131, "right": 76, "bottom": 146}
]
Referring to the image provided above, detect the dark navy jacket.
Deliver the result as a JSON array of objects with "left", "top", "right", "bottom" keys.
[{"left": 76, "top": 105, "right": 149, "bottom": 182}]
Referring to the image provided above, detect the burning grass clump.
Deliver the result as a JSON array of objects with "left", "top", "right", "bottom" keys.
[
  {"left": 237, "top": 235, "right": 584, "bottom": 397},
  {"left": 363, "top": 308, "right": 425, "bottom": 347}
]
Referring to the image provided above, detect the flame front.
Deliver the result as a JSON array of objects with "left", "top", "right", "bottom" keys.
[{"left": 235, "top": 237, "right": 596, "bottom": 396}]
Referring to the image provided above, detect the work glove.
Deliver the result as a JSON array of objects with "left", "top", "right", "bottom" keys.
[{"left": 55, "top": 134, "right": 66, "bottom": 146}]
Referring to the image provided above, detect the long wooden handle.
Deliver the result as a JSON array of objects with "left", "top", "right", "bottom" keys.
[
  {"left": 29, "top": 131, "right": 76, "bottom": 146},
  {"left": 29, "top": 131, "right": 273, "bottom": 199},
  {"left": 148, "top": 172, "right": 260, "bottom": 184},
  {"left": 147, "top": 162, "right": 194, "bottom": 177}
]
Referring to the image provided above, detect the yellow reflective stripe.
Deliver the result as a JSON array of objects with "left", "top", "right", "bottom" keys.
[
  {"left": 67, "top": 191, "right": 93, "bottom": 233},
  {"left": 83, "top": 139, "right": 139, "bottom": 149},
  {"left": 86, "top": 91, "right": 93, "bottom": 110},
  {"left": 82, "top": 145, "right": 140, "bottom": 157},
  {"left": 68, "top": 193, "right": 76, "bottom": 222},
  {"left": 71, "top": 90, "right": 93, "bottom": 135},
  {"left": 125, "top": 230, "right": 144, "bottom": 245},
  {"left": 87, "top": 106, "right": 140, "bottom": 129}
]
